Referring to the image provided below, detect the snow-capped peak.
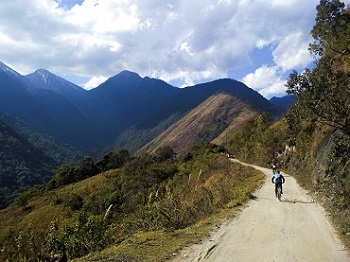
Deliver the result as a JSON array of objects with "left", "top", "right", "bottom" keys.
[{"left": 0, "top": 61, "right": 22, "bottom": 78}]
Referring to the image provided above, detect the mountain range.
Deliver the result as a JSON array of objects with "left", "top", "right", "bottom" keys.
[
  {"left": 0, "top": 61, "right": 290, "bottom": 155},
  {"left": 0, "top": 61, "right": 295, "bottom": 207}
]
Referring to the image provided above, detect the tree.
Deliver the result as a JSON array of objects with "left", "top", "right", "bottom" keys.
[
  {"left": 52, "top": 165, "right": 76, "bottom": 187},
  {"left": 286, "top": 0, "right": 350, "bottom": 136},
  {"left": 310, "top": 0, "right": 350, "bottom": 62},
  {"left": 153, "top": 146, "right": 176, "bottom": 162},
  {"left": 75, "top": 157, "right": 98, "bottom": 180},
  {"left": 95, "top": 149, "right": 130, "bottom": 172}
]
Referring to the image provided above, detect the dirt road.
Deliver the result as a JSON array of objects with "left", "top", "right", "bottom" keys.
[{"left": 171, "top": 162, "right": 350, "bottom": 262}]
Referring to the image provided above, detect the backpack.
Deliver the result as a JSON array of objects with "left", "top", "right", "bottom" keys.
[{"left": 274, "top": 174, "right": 282, "bottom": 183}]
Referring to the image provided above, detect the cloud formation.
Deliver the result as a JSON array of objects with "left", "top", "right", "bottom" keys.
[{"left": 0, "top": 0, "right": 321, "bottom": 97}]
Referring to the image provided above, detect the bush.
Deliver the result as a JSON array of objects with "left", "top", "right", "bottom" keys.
[{"left": 66, "top": 194, "right": 83, "bottom": 211}]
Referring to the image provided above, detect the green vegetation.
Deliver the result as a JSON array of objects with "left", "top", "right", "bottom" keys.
[
  {"left": 285, "top": 0, "right": 350, "bottom": 247},
  {"left": 0, "top": 143, "right": 265, "bottom": 261},
  {"left": 0, "top": 119, "right": 58, "bottom": 209},
  {"left": 228, "top": 0, "right": 350, "bottom": 249},
  {"left": 228, "top": 113, "right": 290, "bottom": 167}
]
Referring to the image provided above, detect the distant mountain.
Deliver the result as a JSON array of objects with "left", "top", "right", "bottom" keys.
[
  {"left": 25, "top": 69, "right": 88, "bottom": 104},
  {"left": 182, "top": 79, "right": 283, "bottom": 117},
  {"left": 0, "top": 61, "right": 285, "bottom": 156},
  {"left": 84, "top": 72, "right": 284, "bottom": 152},
  {"left": 0, "top": 61, "right": 26, "bottom": 84},
  {"left": 0, "top": 112, "right": 83, "bottom": 165},
  {"left": 0, "top": 119, "right": 57, "bottom": 209},
  {"left": 0, "top": 63, "right": 94, "bottom": 152},
  {"left": 269, "top": 95, "right": 297, "bottom": 111},
  {"left": 140, "top": 92, "right": 259, "bottom": 155}
]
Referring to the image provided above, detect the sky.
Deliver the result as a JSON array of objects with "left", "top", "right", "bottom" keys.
[{"left": 0, "top": 0, "right": 343, "bottom": 98}]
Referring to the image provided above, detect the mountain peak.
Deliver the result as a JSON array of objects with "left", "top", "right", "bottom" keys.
[
  {"left": 32, "top": 69, "right": 56, "bottom": 84},
  {"left": 25, "top": 69, "right": 87, "bottom": 96},
  {"left": 35, "top": 68, "right": 52, "bottom": 75},
  {"left": 117, "top": 70, "right": 140, "bottom": 78},
  {"left": 0, "top": 61, "right": 22, "bottom": 78},
  {"left": 99, "top": 70, "right": 142, "bottom": 88}
]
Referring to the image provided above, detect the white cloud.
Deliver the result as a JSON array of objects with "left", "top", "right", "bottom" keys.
[
  {"left": 0, "top": 0, "right": 319, "bottom": 96},
  {"left": 242, "top": 65, "right": 286, "bottom": 98},
  {"left": 83, "top": 75, "right": 107, "bottom": 90},
  {"left": 273, "top": 32, "right": 313, "bottom": 71}
]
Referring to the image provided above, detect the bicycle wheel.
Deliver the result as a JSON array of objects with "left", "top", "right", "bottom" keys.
[{"left": 277, "top": 185, "right": 282, "bottom": 201}]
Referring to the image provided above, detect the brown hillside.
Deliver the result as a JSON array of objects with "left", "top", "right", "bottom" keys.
[
  {"left": 211, "top": 109, "right": 258, "bottom": 146},
  {"left": 140, "top": 92, "right": 259, "bottom": 155}
]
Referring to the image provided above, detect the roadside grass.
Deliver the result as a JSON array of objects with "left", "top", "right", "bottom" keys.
[
  {"left": 72, "top": 207, "right": 242, "bottom": 262},
  {"left": 72, "top": 165, "right": 265, "bottom": 262}
]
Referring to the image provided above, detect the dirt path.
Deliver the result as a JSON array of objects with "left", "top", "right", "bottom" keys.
[{"left": 170, "top": 162, "right": 350, "bottom": 262}]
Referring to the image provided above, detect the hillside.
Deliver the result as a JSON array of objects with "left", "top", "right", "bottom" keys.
[
  {"left": 0, "top": 119, "right": 58, "bottom": 209},
  {"left": 140, "top": 92, "right": 259, "bottom": 155},
  {"left": 0, "top": 143, "right": 265, "bottom": 261}
]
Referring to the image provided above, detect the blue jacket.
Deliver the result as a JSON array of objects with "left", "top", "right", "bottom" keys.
[{"left": 272, "top": 173, "right": 285, "bottom": 184}]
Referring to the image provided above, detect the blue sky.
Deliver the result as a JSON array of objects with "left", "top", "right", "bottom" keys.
[{"left": 0, "top": 0, "right": 343, "bottom": 98}]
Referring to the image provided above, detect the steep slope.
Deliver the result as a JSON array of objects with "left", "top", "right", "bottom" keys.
[
  {"left": 1, "top": 112, "right": 83, "bottom": 165},
  {"left": 0, "top": 119, "right": 57, "bottom": 209},
  {"left": 81, "top": 70, "right": 180, "bottom": 147},
  {"left": 180, "top": 79, "right": 282, "bottom": 118},
  {"left": 211, "top": 108, "right": 259, "bottom": 146},
  {"left": 140, "top": 92, "right": 259, "bottom": 155}
]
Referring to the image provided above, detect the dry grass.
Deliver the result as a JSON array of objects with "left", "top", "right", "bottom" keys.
[
  {"left": 71, "top": 163, "right": 265, "bottom": 262},
  {"left": 141, "top": 92, "right": 259, "bottom": 155}
]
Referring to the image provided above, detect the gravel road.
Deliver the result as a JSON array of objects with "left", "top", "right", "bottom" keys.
[{"left": 170, "top": 162, "right": 350, "bottom": 262}]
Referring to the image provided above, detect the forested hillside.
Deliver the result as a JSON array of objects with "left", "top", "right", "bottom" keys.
[{"left": 0, "top": 119, "right": 58, "bottom": 209}]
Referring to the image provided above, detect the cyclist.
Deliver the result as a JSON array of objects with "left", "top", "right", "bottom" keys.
[
  {"left": 271, "top": 170, "right": 285, "bottom": 197},
  {"left": 272, "top": 164, "right": 277, "bottom": 174}
]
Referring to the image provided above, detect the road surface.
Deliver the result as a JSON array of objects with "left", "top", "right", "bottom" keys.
[{"left": 170, "top": 162, "right": 350, "bottom": 262}]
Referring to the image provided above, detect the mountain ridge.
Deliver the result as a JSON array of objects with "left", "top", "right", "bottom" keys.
[
  {"left": 140, "top": 91, "right": 259, "bottom": 155},
  {"left": 0, "top": 61, "right": 286, "bottom": 155}
]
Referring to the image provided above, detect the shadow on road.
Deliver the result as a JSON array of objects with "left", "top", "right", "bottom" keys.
[
  {"left": 249, "top": 193, "right": 258, "bottom": 200},
  {"left": 281, "top": 198, "right": 315, "bottom": 204}
]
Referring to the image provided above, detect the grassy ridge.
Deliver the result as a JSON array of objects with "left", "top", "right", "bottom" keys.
[{"left": 0, "top": 143, "right": 265, "bottom": 261}]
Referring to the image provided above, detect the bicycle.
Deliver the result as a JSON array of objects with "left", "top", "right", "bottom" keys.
[{"left": 276, "top": 184, "right": 282, "bottom": 201}]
